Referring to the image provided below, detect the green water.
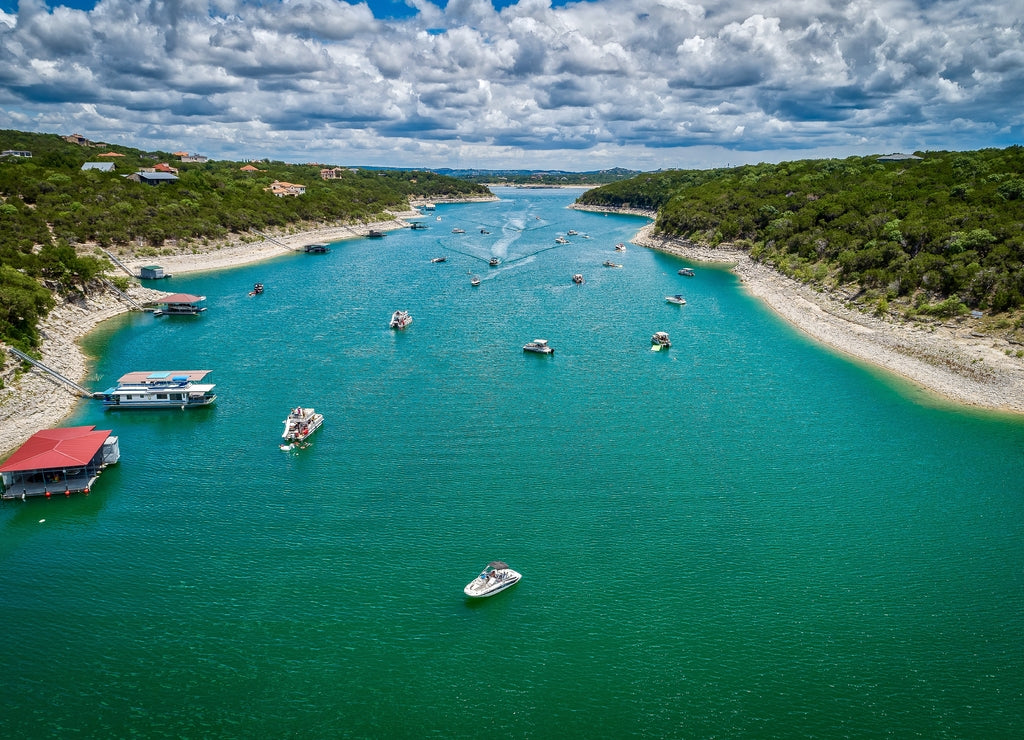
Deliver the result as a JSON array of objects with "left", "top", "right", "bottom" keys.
[{"left": 2, "top": 188, "right": 1022, "bottom": 738}]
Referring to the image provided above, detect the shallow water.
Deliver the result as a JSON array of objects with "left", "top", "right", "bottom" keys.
[{"left": 2, "top": 188, "right": 1022, "bottom": 738}]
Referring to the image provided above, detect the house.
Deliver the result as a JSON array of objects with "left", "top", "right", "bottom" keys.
[
  {"left": 172, "top": 151, "right": 189, "bottom": 158},
  {"left": 877, "top": 153, "right": 923, "bottom": 161},
  {"left": 266, "top": 180, "right": 306, "bottom": 197},
  {"left": 127, "top": 171, "right": 179, "bottom": 185},
  {"left": 152, "top": 162, "right": 179, "bottom": 174},
  {"left": 320, "top": 167, "right": 351, "bottom": 180},
  {"left": 0, "top": 426, "right": 120, "bottom": 499},
  {"left": 240, "top": 164, "right": 260, "bottom": 172},
  {"left": 64, "top": 133, "right": 92, "bottom": 146},
  {"left": 180, "top": 154, "right": 208, "bottom": 163},
  {"left": 1, "top": 150, "right": 32, "bottom": 158},
  {"left": 82, "top": 162, "right": 115, "bottom": 172}
]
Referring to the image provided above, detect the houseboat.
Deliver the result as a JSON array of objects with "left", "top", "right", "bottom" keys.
[
  {"left": 304, "top": 243, "right": 331, "bottom": 253},
  {"left": 1, "top": 426, "right": 120, "bottom": 500},
  {"left": 101, "top": 370, "right": 217, "bottom": 409},
  {"left": 152, "top": 293, "right": 207, "bottom": 316}
]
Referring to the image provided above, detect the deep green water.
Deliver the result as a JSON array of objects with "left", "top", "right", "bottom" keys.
[{"left": 2, "top": 188, "right": 1023, "bottom": 738}]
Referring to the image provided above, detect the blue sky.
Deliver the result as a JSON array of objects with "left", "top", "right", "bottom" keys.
[{"left": 1, "top": 0, "right": 1022, "bottom": 170}]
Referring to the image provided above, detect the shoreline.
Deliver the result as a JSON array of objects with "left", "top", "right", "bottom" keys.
[
  {"left": 630, "top": 223, "right": 1024, "bottom": 415},
  {"left": 4, "top": 200, "right": 1024, "bottom": 458}
]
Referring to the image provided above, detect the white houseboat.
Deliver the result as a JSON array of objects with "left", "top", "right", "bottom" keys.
[{"left": 101, "top": 370, "right": 217, "bottom": 409}]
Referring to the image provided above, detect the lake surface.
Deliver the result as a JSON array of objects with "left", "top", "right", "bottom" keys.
[{"left": 2, "top": 188, "right": 1022, "bottom": 738}]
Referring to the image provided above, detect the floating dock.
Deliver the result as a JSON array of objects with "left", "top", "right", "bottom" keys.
[{"left": 1, "top": 426, "right": 120, "bottom": 500}]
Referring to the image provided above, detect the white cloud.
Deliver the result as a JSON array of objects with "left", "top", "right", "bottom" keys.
[{"left": 0, "top": 0, "right": 1021, "bottom": 169}]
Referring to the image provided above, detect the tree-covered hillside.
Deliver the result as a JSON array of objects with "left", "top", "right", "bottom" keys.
[
  {"left": 577, "top": 149, "right": 1024, "bottom": 322},
  {"left": 0, "top": 129, "right": 489, "bottom": 356}
]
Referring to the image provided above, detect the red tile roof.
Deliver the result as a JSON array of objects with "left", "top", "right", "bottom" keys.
[{"left": 1, "top": 426, "right": 112, "bottom": 472}]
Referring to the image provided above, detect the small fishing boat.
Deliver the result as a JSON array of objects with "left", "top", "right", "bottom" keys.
[
  {"left": 678, "top": 267, "right": 695, "bottom": 277},
  {"left": 555, "top": 236, "right": 569, "bottom": 244},
  {"left": 248, "top": 282, "right": 264, "bottom": 297},
  {"left": 615, "top": 243, "right": 627, "bottom": 252},
  {"left": 651, "top": 331, "right": 671, "bottom": 350},
  {"left": 452, "top": 228, "right": 465, "bottom": 234},
  {"left": 603, "top": 260, "right": 622, "bottom": 268},
  {"left": 390, "top": 310, "right": 413, "bottom": 329},
  {"left": 665, "top": 294, "right": 687, "bottom": 305},
  {"left": 567, "top": 229, "right": 578, "bottom": 236},
  {"left": 572, "top": 274, "right": 584, "bottom": 284},
  {"left": 470, "top": 275, "right": 481, "bottom": 286},
  {"left": 464, "top": 561, "right": 522, "bottom": 598},
  {"left": 281, "top": 406, "right": 324, "bottom": 442},
  {"left": 430, "top": 256, "right": 447, "bottom": 263},
  {"left": 523, "top": 339, "right": 554, "bottom": 355},
  {"left": 367, "top": 229, "right": 386, "bottom": 238},
  {"left": 489, "top": 257, "right": 500, "bottom": 267},
  {"left": 409, "top": 222, "right": 428, "bottom": 230},
  {"left": 480, "top": 228, "right": 491, "bottom": 234}
]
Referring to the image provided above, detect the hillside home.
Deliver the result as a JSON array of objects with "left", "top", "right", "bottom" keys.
[
  {"left": 63, "top": 133, "right": 92, "bottom": 146},
  {"left": 127, "top": 171, "right": 179, "bottom": 185},
  {"left": 82, "top": 162, "right": 115, "bottom": 172},
  {"left": 180, "top": 154, "right": 208, "bottom": 163},
  {"left": 1, "top": 150, "right": 32, "bottom": 157},
  {"left": 267, "top": 181, "right": 306, "bottom": 197}
]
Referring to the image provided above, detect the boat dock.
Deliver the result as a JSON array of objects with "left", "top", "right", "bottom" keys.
[{"left": 1, "top": 426, "right": 120, "bottom": 499}]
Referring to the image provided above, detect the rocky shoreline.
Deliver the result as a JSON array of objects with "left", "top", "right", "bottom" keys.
[{"left": 630, "top": 223, "right": 1024, "bottom": 414}]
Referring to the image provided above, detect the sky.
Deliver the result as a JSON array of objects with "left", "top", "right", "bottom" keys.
[{"left": 0, "top": 0, "right": 1022, "bottom": 171}]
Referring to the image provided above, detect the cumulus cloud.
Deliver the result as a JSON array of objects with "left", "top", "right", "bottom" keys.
[{"left": 0, "top": 0, "right": 1021, "bottom": 169}]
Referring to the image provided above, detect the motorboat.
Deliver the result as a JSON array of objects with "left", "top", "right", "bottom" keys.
[
  {"left": 410, "top": 222, "right": 428, "bottom": 230},
  {"left": 390, "top": 310, "right": 413, "bottom": 329},
  {"left": 367, "top": 229, "right": 386, "bottom": 238},
  {"left": 480, "top": 228, "right": 491, "bottom": 234},
  {"left": 572, "top": 274, "right": 584, "bottom": 284},
  {"left": 567, "top": 229, "right": 578, "bottom": 235},
  {"left": 452, "top": 228, "right": 466, "bottom": 234},
  {"left": 615, "top": 243, "right": 627, "bottom": 252},
  {"left": 470, "top": 275, "right": 481, "bottom": 286},
  {"left": 651, "top": 331, "right": 671, "bottom": 350},
  {"left": 282, "top": 406, "right": 324, "bottom": 442},
  {"left": 464, "top": 561, "right": 522, "bottom": 598},
  {"left": 430, "top": 256, "right": 447, "bottom": 263},
  {"left": 665, "top": 294, "right": 687, "bottom": 305},
  {"left": 678, "top": 267, "right": 695, "bottom": 277},
  {"left": 489, "top": 257, "right": 500, "bottom": 267},
  {"left": 603, "top": 260, "right": 622, "bottom": 268},
  {"left": 523, "top": 339, "right": 554, "bottom": 355},
  {"left": 248, "top": 282, "right": 264, "bottom": 296},
  {"left": 555, "top": 236, "right": 569, "bottom": 244}
]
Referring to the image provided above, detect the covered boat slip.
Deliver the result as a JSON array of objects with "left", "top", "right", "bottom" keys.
[
  {"left": 151, "top": 293, "right": 206, "bottom": 316},
  {"left": 1, "top": 426, "right": 120, "bottom": 499}
]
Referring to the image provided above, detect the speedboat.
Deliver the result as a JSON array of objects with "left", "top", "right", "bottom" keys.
[
  {"left": 572, "top": 274, "right": 584, "bottom": 284},
  {"left": 567, "top": 229, "right": 578, "bottom": 235},
  {"left": 523, "top": 339, "right": 554, "bottom": 355},
  {"left": 603, "top": 260, "right": 622, "bottom": 268},
  {"left": 678, "top": 267, "right": 695, "bottom": 277},
  {"left": 665, "top": 294, "right": 687, "bottom": 305},
  {"left": 480, "top": 228, "right": 491, "bottom": 234},
  {"left": 555, "top": 236, "right": 569, "bottom": 244},
  {"left": 489, "top": 257, "right": 500, "bottom": 266},
  {"left": 248, "top": 282, "right": 264, "bottom": 296},
  {"left": 464, "top": 561, "right": 522, "bottom": 598},
  {"left": 430, "top": 256, "right": 447, "bottom": 263},
  {"left": 390, "top": 310, "right": 412, "bottom": 329},
  {"left": 282, "top": 406, "right": 324, "bottom": 442},
  {"left": 452, "top": 228, "right": 465, "bottom": 234},
  {"left": 470, "top": 275, "right": 481, "bottom": 286},
  {"left": 651, "top": 331, "right": 671, "bottom": 350},
  {"left": 615, "top": 243, "right": 627, "bottom": 252}
]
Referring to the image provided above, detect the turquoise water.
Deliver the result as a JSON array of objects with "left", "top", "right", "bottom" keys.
[{"left": 2, "top": 188, "right": 1023, "bottom": 738}]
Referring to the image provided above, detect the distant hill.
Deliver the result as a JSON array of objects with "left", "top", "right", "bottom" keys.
[
  {"left": 578, "top": 148, "right": 1024, "bottom": 327},
  {"left": 433, "top": 167, "right": 641, "bottom": 185}
]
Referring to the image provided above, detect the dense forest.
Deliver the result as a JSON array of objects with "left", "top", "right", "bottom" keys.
[
  {"left": 0, "top": 129, "right": 489, "bottom": 359},
  {"left": 578, "top": 148, "right": 1024, "bottom": 325}
]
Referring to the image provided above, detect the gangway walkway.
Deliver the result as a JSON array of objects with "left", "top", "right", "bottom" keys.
[
  {"left": 100, "top": 278, "right": 146, "bottom": 311},
  {"left": 4, "top": 346, "right": 97, "bottom": 397},
  {"left": 99, "top": 247, "right": 138, "bottom": 277}
]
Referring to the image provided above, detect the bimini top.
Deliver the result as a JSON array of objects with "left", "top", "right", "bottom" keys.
[
  {"left": 0, "top": 426, "right": 113, "bottom": 473},
  {"left": 155, "top": 293, "right": 206, "bottom": 304},
  {"left": 115, "top": 370, "right": 212, "bottom": 384},
  {"left": 486, "top": 560, "right": 510, "bottom": 570}
]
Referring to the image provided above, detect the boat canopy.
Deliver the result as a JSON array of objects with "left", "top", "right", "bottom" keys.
[{"left": 487, "top": 560, "right": 510, "bottom": 570}]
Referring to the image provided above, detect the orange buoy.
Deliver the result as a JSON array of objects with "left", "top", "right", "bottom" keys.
[{"left": 45, "top": 491, "right": 51, "bottom": 498}]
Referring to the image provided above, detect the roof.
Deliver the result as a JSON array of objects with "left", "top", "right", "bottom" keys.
[
  {"left": 1, "top": 426, "right": 112, "bottom": 473},
  {"left": 82, "top": 162, "right": 115, "bottom": 171},
  {"left": 155, "top": 293, "right": 205, "bottom": 304},
  {"left": 116, "top": 370, "right": 212, "bottom": 384},
  {"left": 98, "top": 151, "right": 125, "bottom": 156},
  {"left": 136, "top": 171, "right": 179, "bottom": 181}
]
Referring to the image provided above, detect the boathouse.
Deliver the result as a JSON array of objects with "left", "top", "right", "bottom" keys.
[
  {"left": 152, "top": 293, "right": 207, "bottom": 316},
  {"left": 1, "top": 426, "right": 120, "bottom": 500},
  {"left": 139, "top": 265, "right": 170, "bottom": 279}
]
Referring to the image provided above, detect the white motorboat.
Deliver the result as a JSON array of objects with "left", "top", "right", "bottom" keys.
[
  {"left": 470, "top": 275, "right": 481, "bottom": 286},
  {"left": 430, "top": 256, "right": 447, "bottom": 263},
  {"left": 567, "top": 229, "right": 578, "bottom": 235},
  {"left": 572, "top": 274, "right": 584, "bottom": 284},
  {"left": 615, "top": 243, "right": 627, "bottom": 252},
  {"left": 603, "top": 260, "right": 622, "bottom": 268},
  {"left": 678, "top": 267, "right": 695, "bottom": 277},
  {"left": 665, "top": 294, "right": 687, "bottom": 305},
  {"left": 452, "top": 227, "right": 465, "bottom": 234},
  {"left": 390, "top": 310, "right": 412, "bottom": 329},
  {"left": 282, "top": 406, "right": 324, "bottom": 442},
  {"left": 464, "top": 561, "right": 522, "bottom": 598},
  {"left": 489, "top": 257, "right": 500, "bottom": 266},
  {"left": 555, "top": 236, "right": 569, "bottom": 244},
  {"left": 523, "top": 339, "right": 554, "bottom": 355},
  {"left": 651, "top": 331, "right": 671, "bottom": 350}
]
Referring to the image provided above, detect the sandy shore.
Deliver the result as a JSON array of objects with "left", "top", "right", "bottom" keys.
[{"left": 631, "top": 223, "right": 1024, "bottom": 414}]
